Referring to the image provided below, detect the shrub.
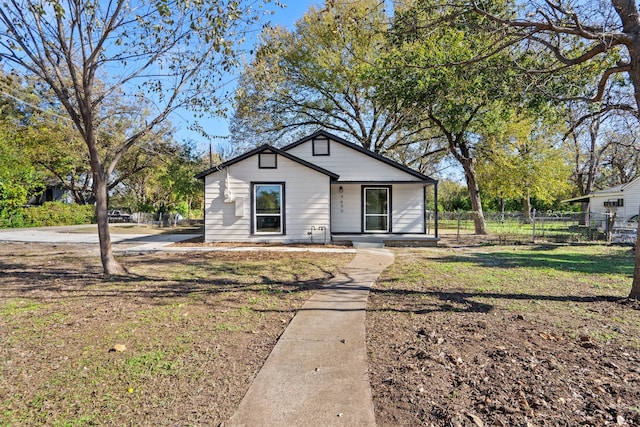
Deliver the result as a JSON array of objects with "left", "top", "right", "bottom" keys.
[{"left": 0, "top": 202, "right": 95, "bottom": 228}]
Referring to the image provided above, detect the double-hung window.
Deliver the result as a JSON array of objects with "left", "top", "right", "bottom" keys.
[{"left": 253, "top": 183, "right": 284, "bottom": 234}]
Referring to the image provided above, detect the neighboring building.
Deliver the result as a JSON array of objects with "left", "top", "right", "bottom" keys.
[
  {"left": 196, "top": 130, "right": 439, "bottom": 245},
  {"left": 27, "top": 180, "right": 71, "bottom": 206},
  {"left": 566, "top": 176, "right": 640, "bottom": 223}
]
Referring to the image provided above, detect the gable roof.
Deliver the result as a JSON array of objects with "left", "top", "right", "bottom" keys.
[
  {"left": 195, "top": 144, "right": 340, "bottom": 180},
  {"left": 562, "top": 175, "right": 640, "bottom": 203},
  {"left": 282, "top": 130, "right": 438, "bottom": 184},
  {"left": 596, "top": 175, "right": 640, "bottom": 194}
]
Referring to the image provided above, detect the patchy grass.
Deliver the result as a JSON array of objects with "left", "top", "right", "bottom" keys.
[
  {"left": 63, "top": 223, "right": 204, "bottom": 235},
  {"left": 0, "top": 243, "right": 353, "bottom": 426},
  {"left": 367, "top": 244, "right": 640, "bottom": 426}
]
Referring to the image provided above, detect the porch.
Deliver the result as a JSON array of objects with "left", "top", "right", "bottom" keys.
[{"left": 331, "top": 234, "right": 440, "bottom": 247}]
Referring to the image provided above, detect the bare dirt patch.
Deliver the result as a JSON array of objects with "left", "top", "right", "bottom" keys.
[
  {"left": 367, "top": 245, "right": 640, "bottom": 426},
  {"left": 0, "top": 242, "right": 353, "bottom": 426},
  {"left": 170, "top": 235, "right": 350, "bottom": 248}
]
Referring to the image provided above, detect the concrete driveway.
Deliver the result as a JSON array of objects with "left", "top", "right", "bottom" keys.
[
  {"left": 0, "top": 225, "right": 356, "bottom": 254},
  {"left": 0, "top": 225, "right": 200, "bottom": 250}
]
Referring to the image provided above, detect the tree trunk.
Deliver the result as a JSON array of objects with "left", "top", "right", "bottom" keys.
[
  {"left": 94, "top": 172, "right": 125, "bottom": 275},
  {"left": 600, "top": 2, "right": 635, "bottom": 108},
  {"left": 579, "top": 201, "right": 589, "bottom": 226},
  {"left": 461, "top": 158, "right": 487, "bottom": 235},
  {"left": 522, "top": 195, "right": 533, "bottom": 224}
]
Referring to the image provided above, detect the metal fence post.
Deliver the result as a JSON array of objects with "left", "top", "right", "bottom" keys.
[{"left": 457, "top": 210, "right": 462, "bottom": 242}]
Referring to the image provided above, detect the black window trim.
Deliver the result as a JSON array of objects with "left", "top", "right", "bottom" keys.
[
  {"left": 361, "top": 185, "right": 392, "bottom": 233},
  {"left": 258, "top": 152, "right": 278, "bottom": 169},
  {"left": 312, "top": 136, "right": 330, "bottom": 156},
  {"left": 251, "top": 181, "right": 286, "bottom": 235}
]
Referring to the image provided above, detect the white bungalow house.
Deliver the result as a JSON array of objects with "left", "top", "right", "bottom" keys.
[{"left": 195, "top": 130, "right": 439, "bottom": 245}]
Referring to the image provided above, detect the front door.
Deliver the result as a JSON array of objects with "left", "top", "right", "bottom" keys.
[{"left": 364, "top": 187, "right": 389, "bottom": 232}]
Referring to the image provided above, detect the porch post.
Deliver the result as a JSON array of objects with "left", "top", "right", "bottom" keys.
[{"left": 434, "top": 181, "right": 439, "bottom": 239}]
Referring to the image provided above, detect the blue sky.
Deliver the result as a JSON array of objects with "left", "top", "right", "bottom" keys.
[{"left": 178, "top": 1, "right": 320, "bottom": 155}]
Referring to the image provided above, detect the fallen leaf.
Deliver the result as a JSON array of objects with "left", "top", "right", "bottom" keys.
[{"left": 466, "top": 412, "right": 484, "bottom": 426}]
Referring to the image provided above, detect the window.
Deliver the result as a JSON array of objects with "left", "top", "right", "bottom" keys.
[
  {"left": 259, "top": 152, "right": 277, "bottom": 168},
  {"left": 312, "top": 136, "right": 330, "bottom": 156},
  {"left": 254, "top": 183, "right": 284, "bottom": 234},
  {"left": 363, "top": 187, "right": 390, "bottom": 232},
  {"left": 604, "top": 199, "right": 624, "bottom": 207}
]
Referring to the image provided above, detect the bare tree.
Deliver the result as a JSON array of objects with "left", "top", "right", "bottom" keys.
[
  {"left": 564, "top": 105, "right": 614, "bottom": 221},
  {"left": 471, "top": 1, "right": 637, "bottom": 111},
  {"left": 0, "top": 0, "right": 264, "bottom": 274}
]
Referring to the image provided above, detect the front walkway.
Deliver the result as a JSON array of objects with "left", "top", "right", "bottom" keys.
[{"left": 227, "top": 248, "right": 394, "bottom": 427}]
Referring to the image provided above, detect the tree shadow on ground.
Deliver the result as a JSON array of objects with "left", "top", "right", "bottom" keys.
[
  {"left": 368, "top": 287, "right": 622, "bottom": 316},
  {"left": 437, "top": 248, "right": 633, "bottom": 276},
  {"left": 0, "top": 255, "right": 339, "bottom": 304}
]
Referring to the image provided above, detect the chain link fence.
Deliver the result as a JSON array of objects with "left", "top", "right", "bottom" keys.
[
  {"left": 123, "top": 212, "right": 203, "bottom": 228},
  {"left": 430, "top": 211, "right": 615, "bottom": 244}
]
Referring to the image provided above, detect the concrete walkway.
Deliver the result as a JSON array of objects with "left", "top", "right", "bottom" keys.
[{"left": 227, "top": 248, "right": 394, "bottom": 427}]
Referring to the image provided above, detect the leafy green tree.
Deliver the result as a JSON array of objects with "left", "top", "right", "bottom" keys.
[
  {"left": 437, "top": 180, "right": 471, "bottom": 212},
  {"left": 231, "top": 0, "right": 445, "bottom": 171},
  {"left": 0, "top": 79, "right": 44, "bottom": 217},
  {"left": 0, "top": 0, "right": 266, "bottom": 274},
  {"left": 476, "top": 116, "right": 571, "bottom": 222},
  {"left": 376, "top": 1, "right": 529, "bottom": 234},
  {"left": 0, "top": 135, "right": 40, "bottom": 215},
  {"left": 158, "top": 145, "right": 205, "bottom": 220},
  {"left": 110, "top": 141, "right": 205, "bottom": 220},
  {"left": 20, "top": 113, "right": 92, "bottom": 203}
]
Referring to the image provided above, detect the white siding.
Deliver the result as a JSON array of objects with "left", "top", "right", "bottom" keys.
[
  {"left": 204, "top": 155, "right": 331, "bottom": 243},
  {"left": 330, "top": 183, "right": 426, "bottom": 234},
  {"left": 392, "top": 184, "right": 426, "bottom": 233},
  {"left": 622, "top": 179, "right": 640, "bottom": 220},
  {"left": 286, "top": 139, "right": 423, "bottom": 182},
  {"left": 590, "top": 195, "right": 622, "bottom": 217},
  {"left": 331, "top": 184, "right": 361, "bottom": 232}
]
